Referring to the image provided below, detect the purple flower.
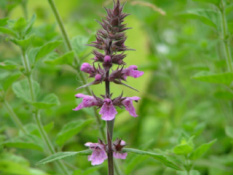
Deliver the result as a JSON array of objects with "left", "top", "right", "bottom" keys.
[
  {"left": 85, "top": 142, "right": 107, "bottom": 165},
  {"left": 81, "top": 63, "right": 94, "bottom": 74},
  {"left": 122, "top": 97, "right": 140, "bottom": 117},
  {"left": 99, "top": 98, "right": 117, "bottom": 121},
  {"left": 73, "top": 94, "right": 102, "bottom": 111},
  {"left": 122, "top": 65, "right": 144, "bottom": 80},
  {"left": 113, "top": 139, "right": 127, "bottom": 159},
  {"left": 104, "top": 55, "right": 111, "bottom": 63}
]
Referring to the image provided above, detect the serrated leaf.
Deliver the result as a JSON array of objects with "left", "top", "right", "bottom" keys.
[
  {"left": 35, "top": 41, "right": 62, "bottom": 61},
  {"left": 123, "top": 148, "right": 181, "bottom": 170},
  {"left": 12, "top": 79, "right": 40, "bottom": 102},
  {"left": 37, "top": 150, "right": 91, "bottom": 165},
  {"left": 56, "top": 119, "right": 93, "bottom": 146},
  {"left": 225, "top": 126, "right": 233, "bottom": 139},
  {"left": 32, "top": 93, "right": 60, "bottom": 109},
  {"left": 192, "top": 71, "right": 233, "bottom": 85},
  {"left": 190, "top": 139, "right": 216, "bottom": 160},
  {"left": 2, "top": 135, "right": 43, "bottom": 151},
  {"left": 0, "top": 27, "right": 17, "bottom": 37},
  {"left": 44, "top": 51, "right": 74, "bottom": 65},
  {"left": 178, "top": 9, "right": 219, "bottom": 29}
]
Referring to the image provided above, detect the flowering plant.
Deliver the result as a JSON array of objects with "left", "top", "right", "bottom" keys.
[{"left": 73, "top": 0, "right": 143, "bottom": 172}]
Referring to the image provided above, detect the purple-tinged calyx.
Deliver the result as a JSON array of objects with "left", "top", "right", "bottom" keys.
[
  {"left": 85, "top": 139, "right": 107, "bottom": 165},
  {"left": 99, "top": 98, "right": 117, "bottom": 121}
]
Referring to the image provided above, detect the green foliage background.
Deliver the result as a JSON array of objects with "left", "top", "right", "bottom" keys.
[{"left": 0, "top": 0, "right": 233, "bottom": 174}]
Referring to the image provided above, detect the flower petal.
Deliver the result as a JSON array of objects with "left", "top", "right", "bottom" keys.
[
  {"left": 73, "top": 94, "right": 99, "bottom": 111},
  {"left": 99, "top": 99, "right": 117, "bottom": 121},
  {"left": 113, "top": 152, "right": 127, "bottom": 159},
  {"left": 122, "top": 97, "right": 140, "bottom": 117}
]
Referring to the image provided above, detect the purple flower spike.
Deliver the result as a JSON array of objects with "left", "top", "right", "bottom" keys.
[
  {"left": 123, "top": 65, "right": 144, "bottom": 80},
  {"left": 99, "top": 98, "right": 117, "bottom": 121},
  {"left": 85, "top": 142, "right": 107, "bottom": 165},
  {"left": 73, "top": 94, "right": 102, "bottom": 111},
  {"left": 81, "top": 63, "right": 94, "bottom": 74},
  {"left": 113, "top": 139, "right": 127, "bottom": 159},
  {"left": 122, "top": 97, "right": 140, "bottom": 117}
]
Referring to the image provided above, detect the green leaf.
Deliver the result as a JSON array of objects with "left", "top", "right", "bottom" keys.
[
  {"left": 2, "top": 135, "right": 43, "bottom": 151},
  {"left": 192, "top": 71, "right": 233, "bottom": 85},
  {"left": 0, "top": 27, "right": 17, "bottom": 37},
  {"left": 13, "top": 17, "right": 27, "bottom": 33},
  {"left": 123, "top": 148, "right": 181, "bottom": 170},
  {"left": 225, "top": 126, "right": 233, "bottom": 139},
  {"left": 173, "top": 144, "right": 193, "bottom": 155},
  {"left": 12, "top": 35, "right": 35, "bottom": 50},
  {"left": 71, "top": 35, "right": 90, "bottom": 57},
  {"left": 12, "top": 79, "right": 40, "bottom": 102},
  {"left": 214, "top": 90, "right": 233, "bottom": 100},
  {"left": 2, "top": 73, "right": 21, "bottom": 91},
  {"left": 190, "top": 139, "right": 217, "bottom": 160},
  {"left": 44, "top": 51, "right": 74, "bottom": 65},
  {"left": 56, "top": 119, "right": 93, "bottom": 146},
  {"left": 0, "top": 160, "right": 30, "bottom": 175},
  {"left": 24, "top": 14, "right": 36, "bottom": 35},
  {"left": 193, "top": 0, "right": 220, "bottom": 5},
  {"left": 32, "top": 93, "right": 60, "bottom": 109},
  {"left": 177, "top": 170, "right": 200, "bottom": 175},
  {"left": 37, "top": 150, "right": 91, "bottom": 165},
  {"left": 35, "top": 40, "right": 62, "bottom": 61},
  {"left": 0, "top": 17, "right": 8, "bottom": 26},
  {"left": 0, "top": 60, "right": 19, "bottom": 70},
  {"left": 178, "top": 9, "right": 219, "bottom": 29}
]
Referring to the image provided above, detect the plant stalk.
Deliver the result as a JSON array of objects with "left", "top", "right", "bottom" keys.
[
  {"left": 21, "top": 50, "right": 69, "bottom": 175},
  {"left": 220, "top": 0, "right": 233, "bottom": 72},
  {"left": 3, "top": 100, "right": 27, "bottom": 134},
  {"left": 47, "top": 0, "right": 106, "bottom": 142}
]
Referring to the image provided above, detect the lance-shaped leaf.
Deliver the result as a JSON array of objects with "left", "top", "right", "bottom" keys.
[
  {"left": 37, "top": 150, "right": 91, "bottom": 165},
  {"left": 44, "top": 51, "right": 74, "bottom": 65},
  {"left": 2, "top": 135, "right": 44, "bottom": 151},
  {"left": 190, "top": 139, "right": 217, "bottom": 160},
  {"left": 56, "top": 119, "right": 93, "bottom": 146},
  {"left": 192, "top": 71, "right": 233, "bottom": 85},
  {"left": 35, "top": 40, "right": 62, "bottom": 61},
  {"left": 123, "top": 148, "right": 181, "bottom": 170}
]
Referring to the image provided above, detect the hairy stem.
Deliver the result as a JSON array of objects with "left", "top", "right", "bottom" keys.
[
  {"left": 47, "top": 0, "right": 106, "bottom": 142},
  {"left": 220, "top": 0, "right": 233, "bottom": 72},
  {"left": 105, "top": 71, "right": 114, "bottom": 175},
  {"left": 21, "top": 50, "right": 69, "bottom": 175}
]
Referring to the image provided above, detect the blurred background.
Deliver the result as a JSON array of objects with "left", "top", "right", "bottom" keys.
[{"left": 0, "top": 0, "right": 233, "bottom": 174}]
